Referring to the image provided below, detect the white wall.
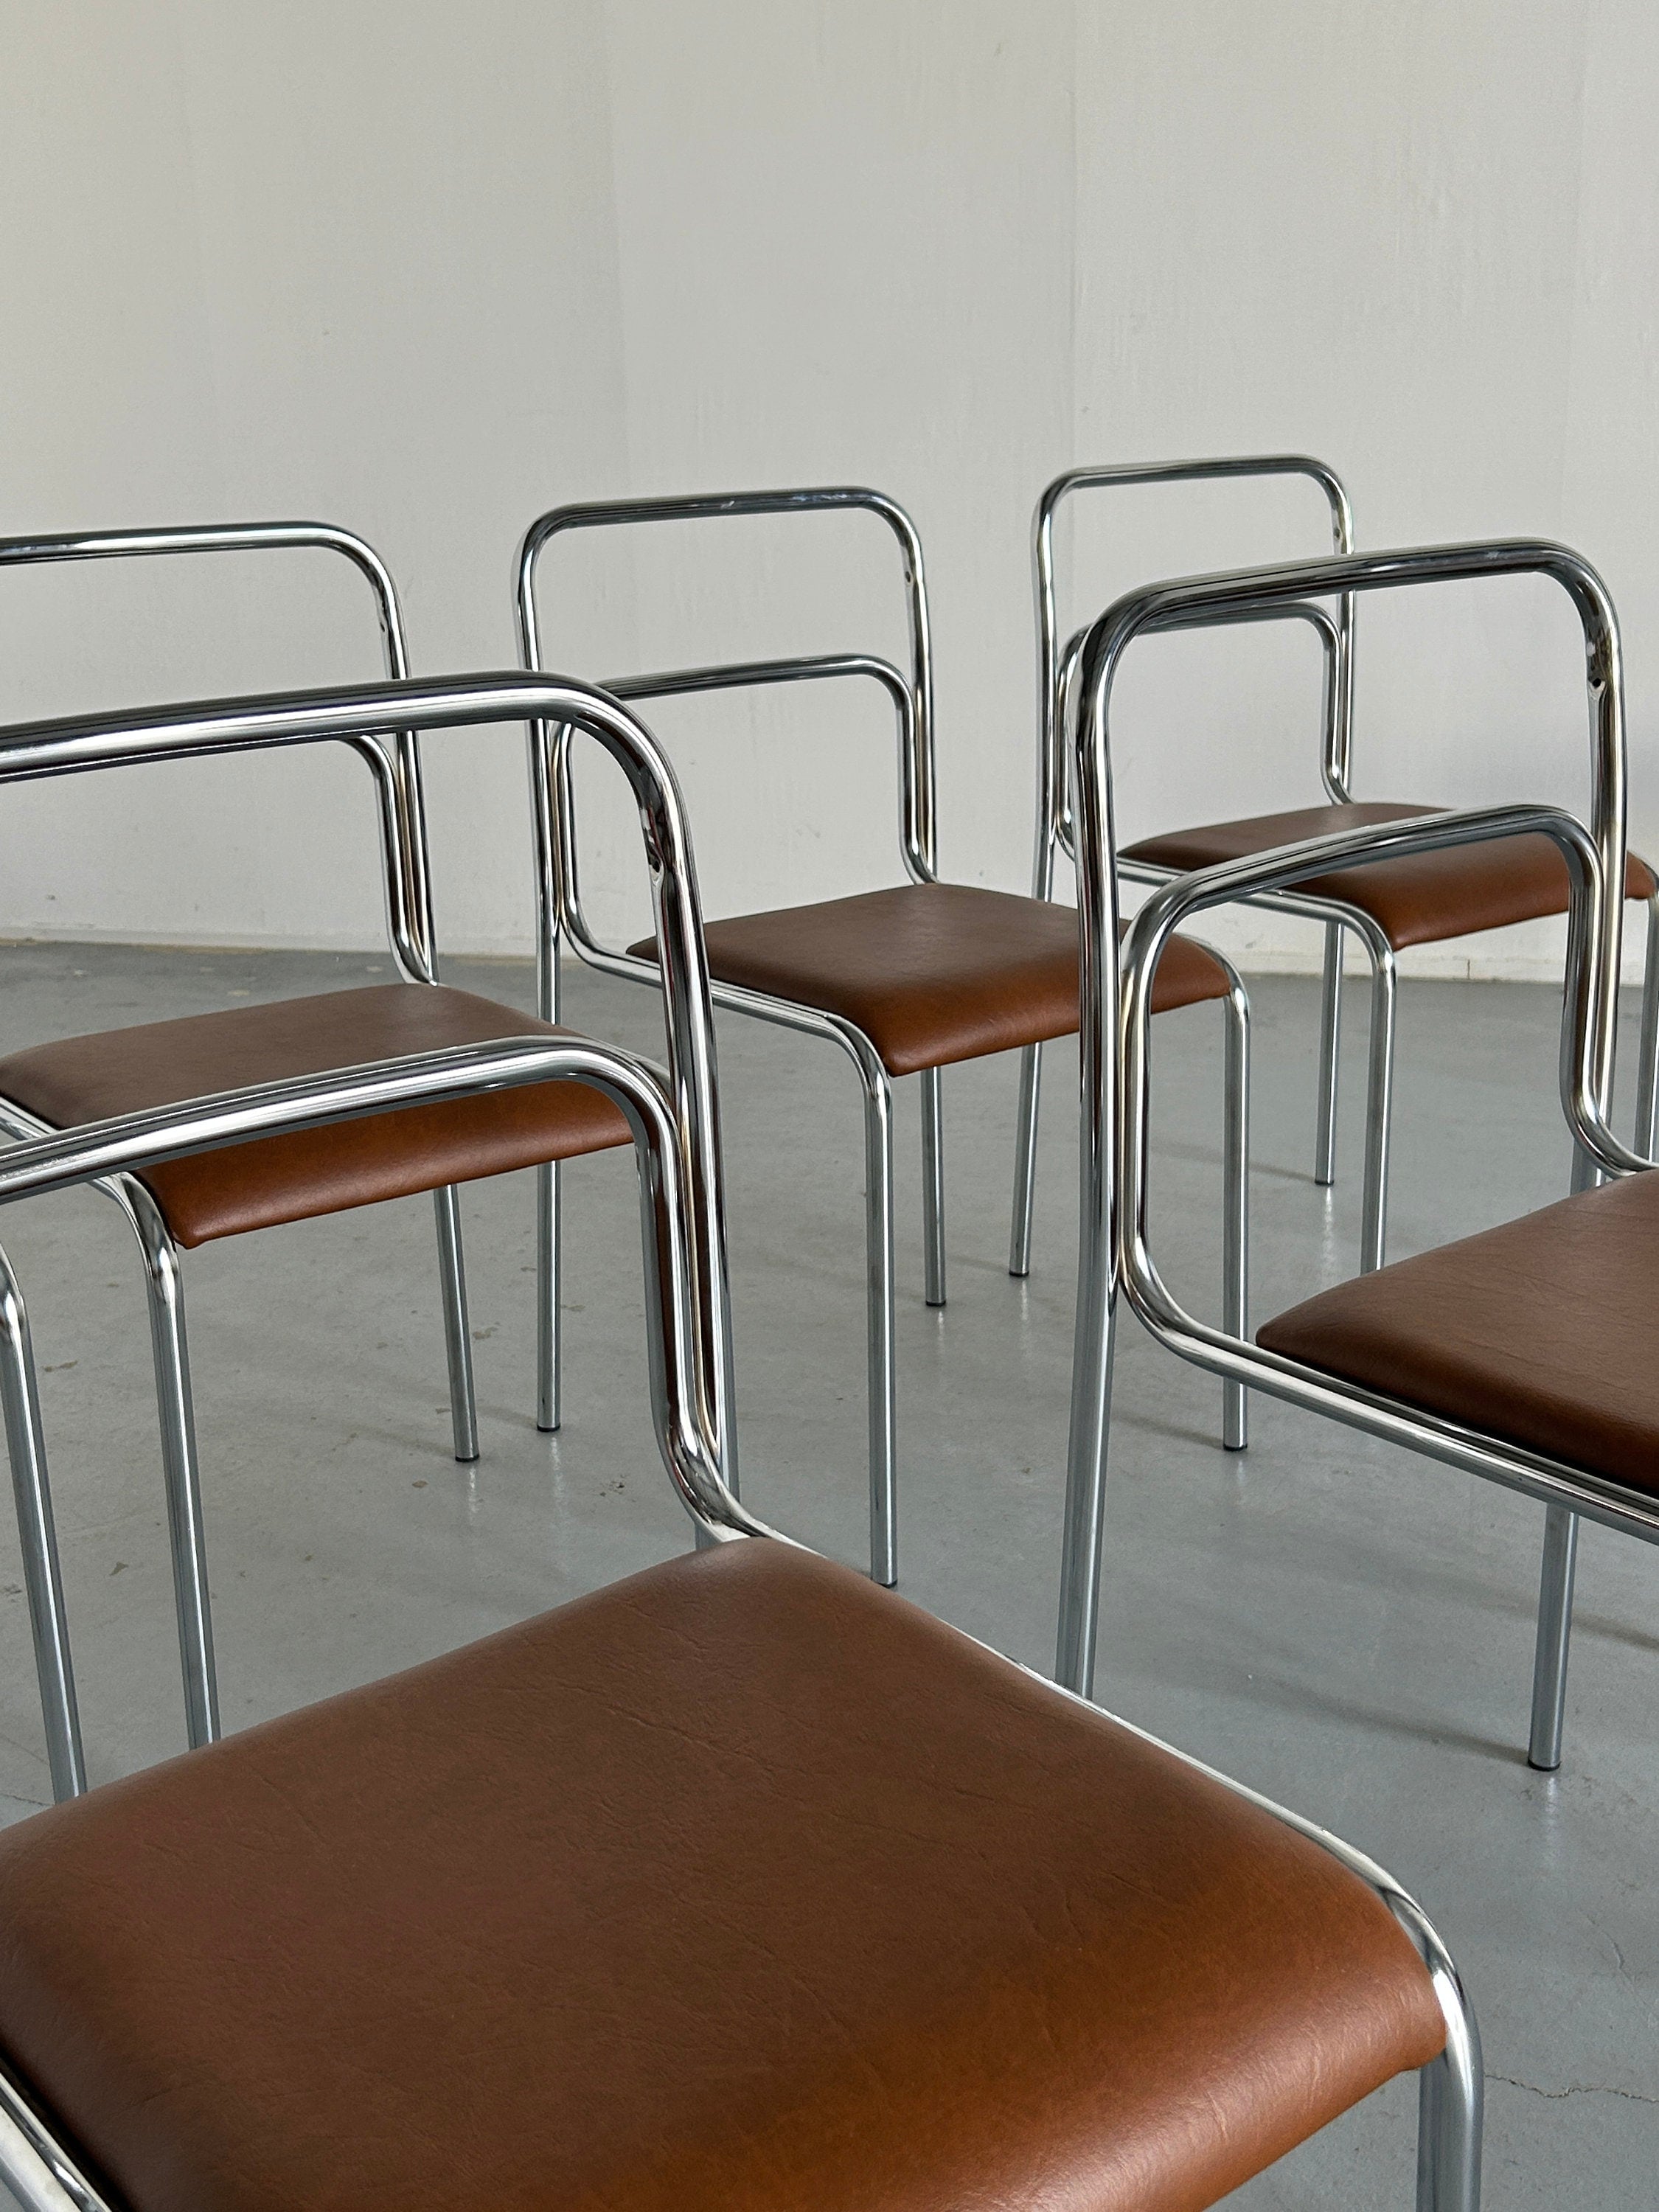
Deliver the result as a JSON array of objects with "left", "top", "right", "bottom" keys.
[{"left": 1, "top": 0, "right": 1656, "bottom": 977}]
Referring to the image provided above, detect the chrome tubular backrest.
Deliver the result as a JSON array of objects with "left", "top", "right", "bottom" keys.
[
  {"left": 1073, "top": 538, "right": 1627, "bottom": 1312},
  {"left": 0, "top": 521, "right": 437, "bottom": 984},
  {"left": 1034, "top": 456, "right": 1356, "bottom": 879},
  {"left": 514, "top": 489, "right": 936, "bottom": 1015},
  {"left": 0, "top": 672, "right": 740, "bottom": 1488}
]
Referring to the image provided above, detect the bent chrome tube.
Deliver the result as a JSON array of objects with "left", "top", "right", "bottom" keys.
[
  {"left": 0, "top": 519, "right": 435, "bottom": 984},
  {"left": 606, "top": 653, "right": 932, "bottom": 885},
  {"left": 517, "top": 484, "right": 933, "bottom": 787},
  {"left": 1060, "top": 540, "right": 1633, "bottom": 1703},
  {"left": 0, "top": 673, "right": 740, "bottom": 1498},
  {"left": 0, "top": 1034, "right": 764, "bottom": 1551},
  {"left": 521, "top": 653, "right": 922, "bottom": 1458},
  {"left": 0, "top": 524, "right": 491, "bottom": 1711},
  {"left": 1122, "top": 801, "right": 1614, "bottom": 1298},
  {"left": 1034, "top": 456, "right": 1356, "bottom": 875},
  {"left": 517, "top": 490, "right": 938, "bottom": 978},
  {"left": 1012, "top": 594, "right": 1347, "bottom": 1283},
  {"left": 515, "top": 494, "right": 941, "bottom": 1575},
  {"left": 1083, "top": 539, "right": 1628, "bottom": 1126},
  {"left": 1116, "top": 809, "right": 1659, "bottom": 1531},
  {"left": 1053, "top": 593, "right": 1351, "bottom": 866}
]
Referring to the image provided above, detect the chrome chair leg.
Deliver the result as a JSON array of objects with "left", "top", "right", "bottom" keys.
[
  {"left": 1360, "top": 924, "right": 1398, "bottom": 1273},
  {"left": 920, "top": 1066, "right": 945, "bottom": 1307},
  {"left": 431, "top": 1186, "right": 479, "bottom": 1463},
  {"left": 1411, "top": 1907, "right": 1484, "bottom": 2211},
  {"left": 124, "top": 1181, "right": 219, "bottom": 1750},
  {"left": 1057, "top": 1034, "right": 1118, "bottom": 1700},
  {"left": 536, "top": 1158, "right": 560, "bottom": 1433},
  {"left": 1221, "top": 971, "right": 1251, "bottom": 1452},
  {"left": 0, "top": 1249, "right": 84, "bottom": 1801},
  {"left": 1635, "top": 891, "right": 1659, "bottom": 1161},
  {"left": 1528, "top": 1502, "right": 1579, "bottom": 1772},
  {"left": 1008, "top": 1039, "right": 1042, "bottom": 1277},
  {"left": 858, "top": 1052, "right": 900, "bottom": 1587},
  {"left": 1315, "top": 916, "right": 1343, "bottom": 1188},
  {"left": 1056, "top": 1298, "right": 1116, "bottom": 1700}
]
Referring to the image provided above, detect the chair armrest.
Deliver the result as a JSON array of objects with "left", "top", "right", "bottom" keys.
[{"left": 0, "top": 1029, "right": 765, "bottom": 1551}]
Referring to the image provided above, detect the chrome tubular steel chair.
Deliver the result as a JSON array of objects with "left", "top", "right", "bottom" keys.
[
  {"left": 0, "top": 672, "right": 734, "bottom": 1792},
  {"left": 1068, "top": 537, "right": 1652, "bottom": 1780},
  {"left": 0, "top": 1061, "right": 1477, "bottom": 2211},
  {"left": 0, "top": 521, "right": 506, "bottom": 1447},
  {"left": 517, "top": 487, "right": 1249, "bottom": 1588},
  {"left": 1016, "top": 456, "right": 1659, "bottom": 1276}
]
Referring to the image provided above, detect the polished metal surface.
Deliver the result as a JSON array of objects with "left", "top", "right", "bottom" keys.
[
  {"left": 1083, "top": 538, "right": 1650, "bottom": 1758},
  {"left": 0, "top": 1032, "right": 753, "bottom": 1548},
  {"left": 0, "top": 519, "right": 483, "bottom": 1501},
  {"left": 1220, "top": 967, "right": 1250, "bottom": 1451},
  {"left": 431, "top": 1184, "right": 479, "bottom": 1464},
  {"left": 1029, "top": 459, "right": 1659, "bottom": 1274},
  {"left": 1527, "top": 1503, "right": 1579, "bottom": 1773},
  {"left": 126, "top": 1180, "right": 218, "bottom": 1752},
  {"left": 0, "top": 2055, "right": 116, "bottom": 2212},
  {"left": 1015, "top": 456, "right": 1354, "bottom": 1272},
  {"left": 1636, "top": 892, "right": 1659, "bottom": 1159},
  {"left": 1315, "top": 918, "right": 1343, "bottom": 1186},
  {"left": 515, "top": 490, "right": 934, "bottom": 1579},
  {"left": 0, "top": 1248, "right": 81, "bottom": 1804},
  {"left": 0, "top": 670, "right": 741, "bottom": 1775}
]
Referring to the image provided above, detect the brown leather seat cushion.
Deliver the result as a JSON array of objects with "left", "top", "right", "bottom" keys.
[
  {"left": 1123, "top": 800, "right": 1656, "bottom": 953},
  {"left": 0, "top": 1540, "right": 1443, "bottom": 2212},
  {"left": 630, "top": 880, "right": 1228, "bottom": 1077},
  {"left": 0, "top": 984, "right": 631, "bottom": 1248},
  {"left": 1259, "top": 1166, "right": 1659, "bottom": 1495}
]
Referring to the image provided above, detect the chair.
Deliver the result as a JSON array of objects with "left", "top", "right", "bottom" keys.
[
  {"left": 1015, "top": 456, "right": 1659, "bottom": 1275},
  {"left": 1068, "top": 535, "right": 1657, "bottom": 1779},
  {"left": 0, "top": 1003, "right": 1478, "bottom": 2212},
  {"left": 516, "top": 487, "right": 1249, "bottom": 1591},
  {"left": 0, "top": 669, "right": 734, "bottom": 1792}
]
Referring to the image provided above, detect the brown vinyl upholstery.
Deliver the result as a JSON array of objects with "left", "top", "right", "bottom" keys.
[
  {"left": 629, "top": 880, "right": 1228, "bottom": 1077},
  {"left": 0, "top": 984, "right": 631, "bottom": 1248},
  {"left": 1123, "top": 801, "right": 1658, "bottom": 953},
  {"left": 0, "top": 1540, "right": 1444, "bottom": 2212},
  {"left": 1258, "top": 1167, "right": 1659, "bottom": 1496}
]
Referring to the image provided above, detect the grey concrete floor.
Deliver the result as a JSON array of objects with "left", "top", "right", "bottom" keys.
[{"left": 0, "top": 940, "right": 1652, "bottom": 2205}]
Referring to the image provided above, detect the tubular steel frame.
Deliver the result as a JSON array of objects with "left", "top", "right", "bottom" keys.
[
  {"left": 0, "top": 672, "right": 738, "bottom": 1791},
  {"left": 0, "top": 1031, "right": 1476, "bottom": 2212},
  {"left": 0, "top": 525, "right": 481, "bottom": 1708},
  {"left": 1023, "top": 456, "right": 1659, "bottom": 1279},
  {"left": 1065, "top": 537, "right": 1648, "bottom": 1787},
  {"left": 516, "top": 487, "right": 1248, "bottom": 1579}
]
